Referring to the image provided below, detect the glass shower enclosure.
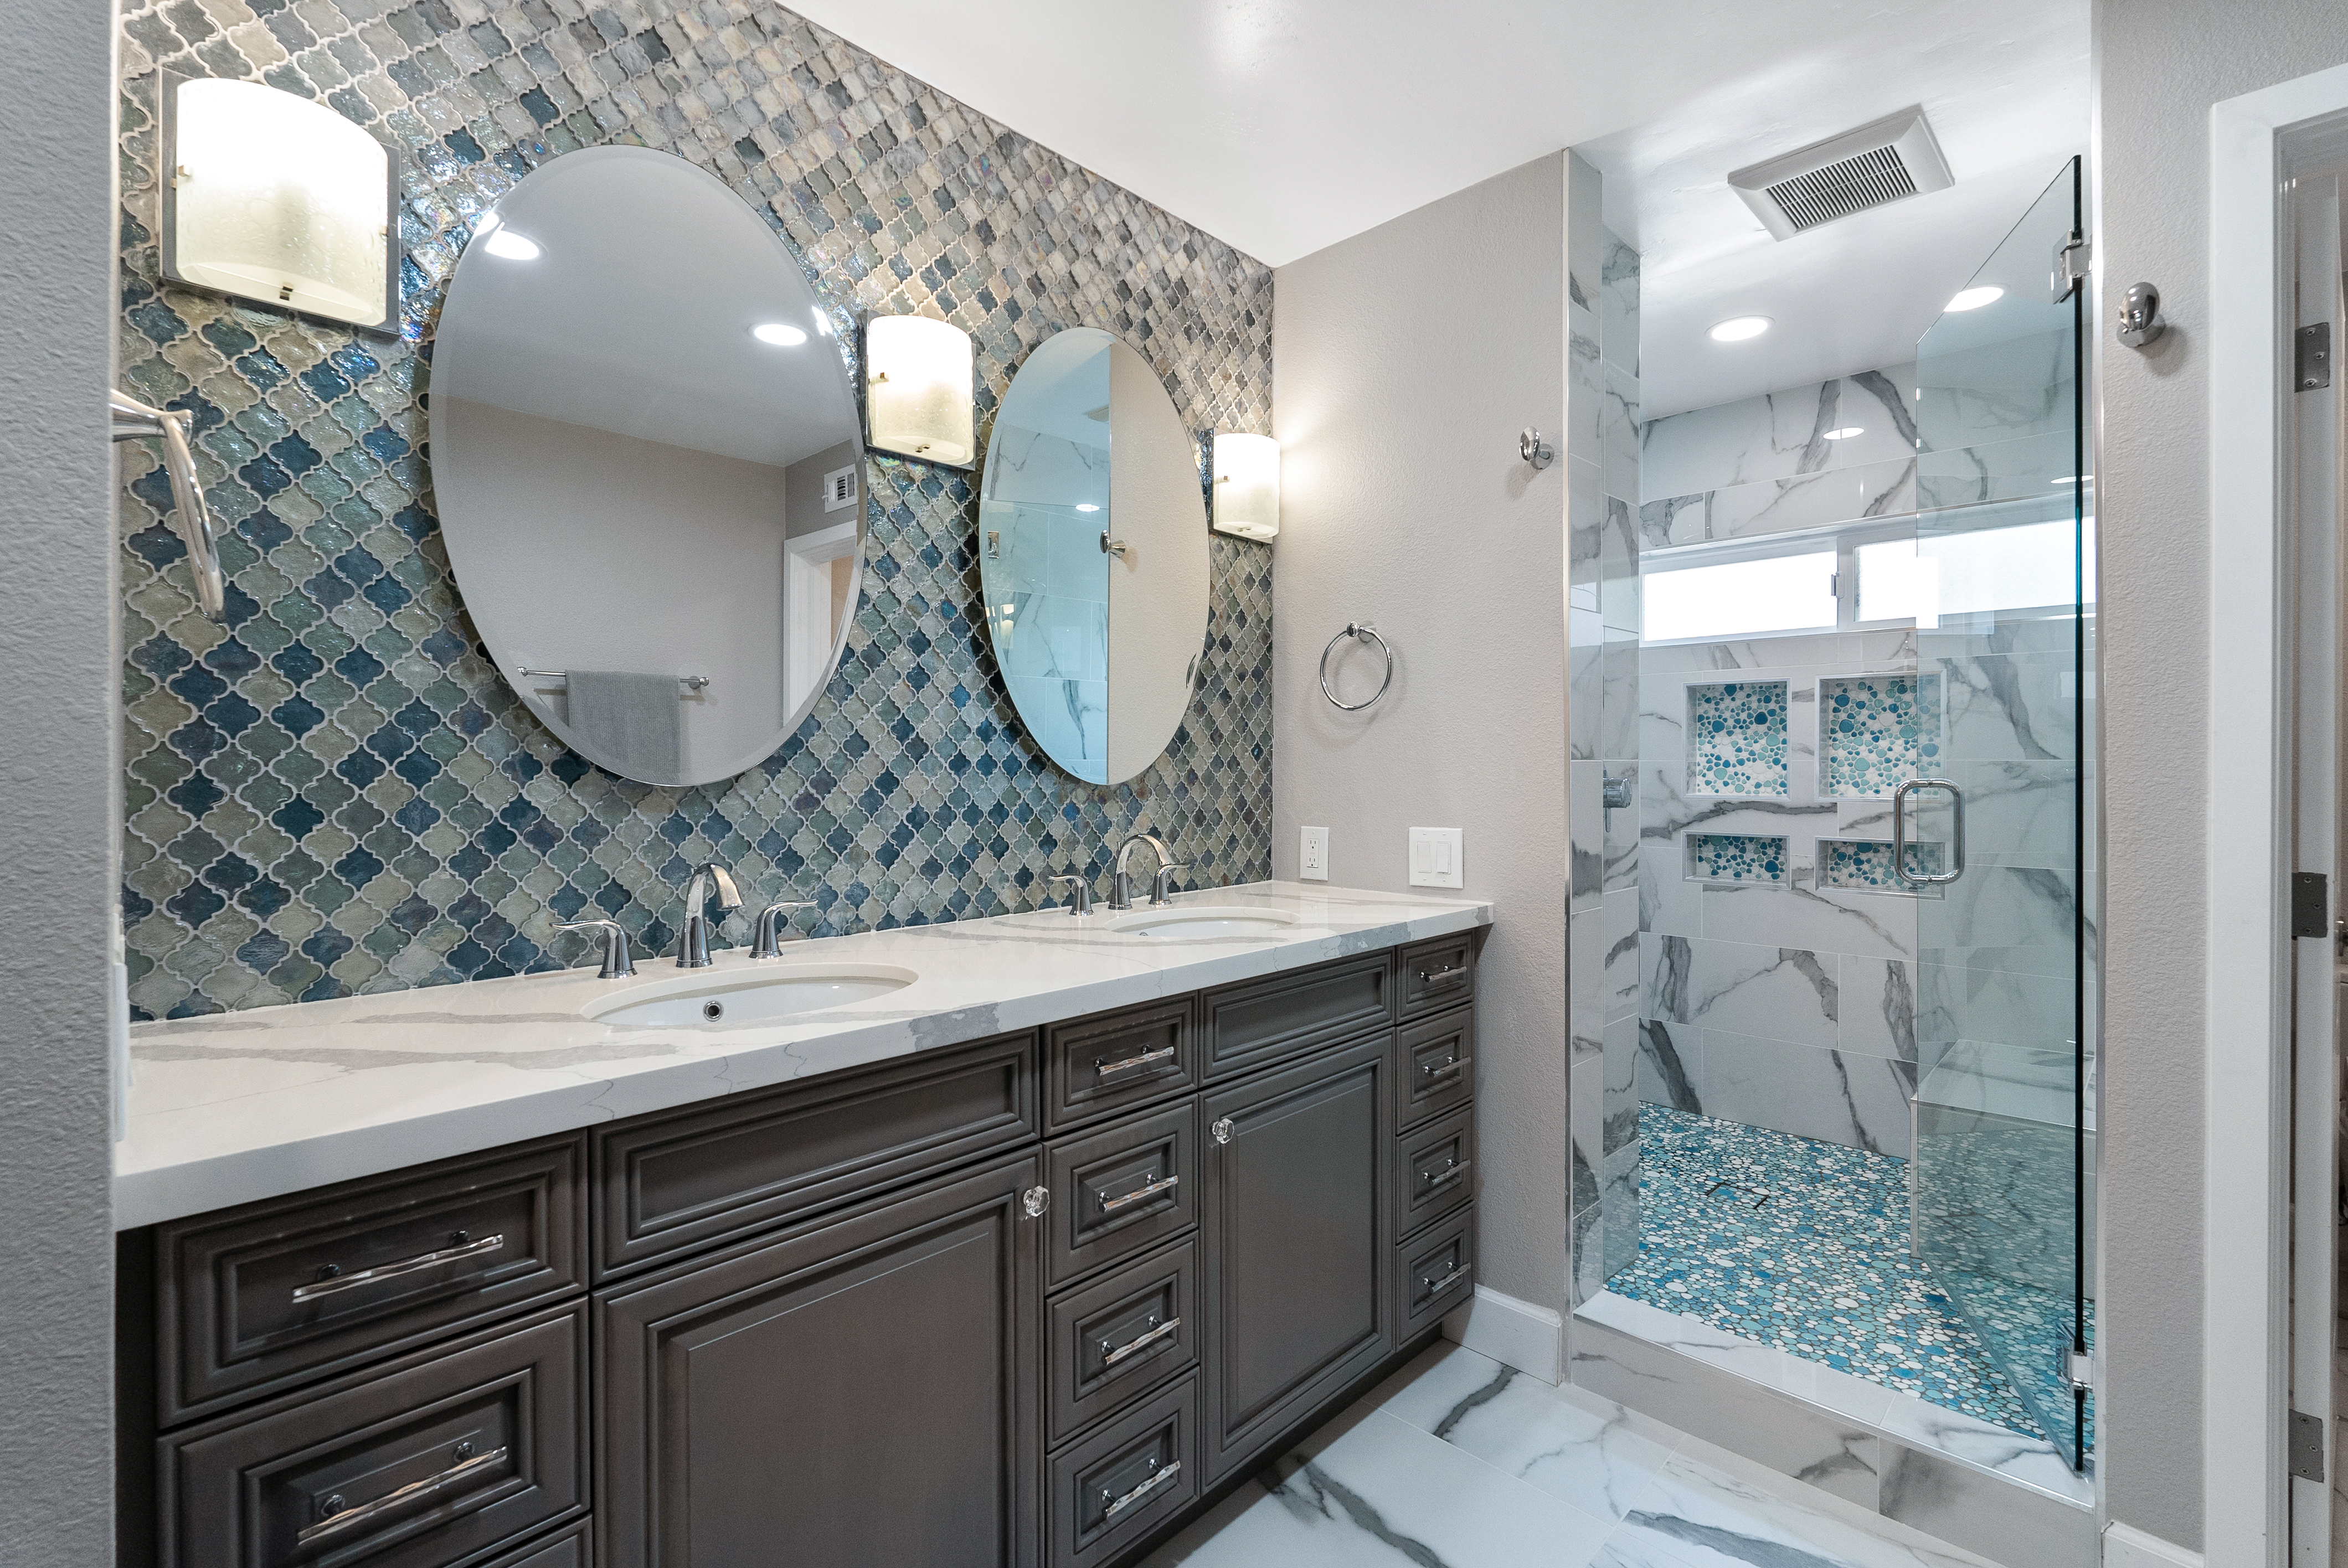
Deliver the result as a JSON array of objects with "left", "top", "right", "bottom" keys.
[{"left": 1904, "top": 157, "right": 2094, "bottom": 1469}]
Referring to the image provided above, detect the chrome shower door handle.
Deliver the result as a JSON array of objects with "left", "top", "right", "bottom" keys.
[{"left": 1891, "top": 778, "right": 1965, "bottom": 886}]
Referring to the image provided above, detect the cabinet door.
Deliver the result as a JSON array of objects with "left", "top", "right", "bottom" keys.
[
  {"left": 599, "top": 1155, "right": 1042, "bottom": 1568},
  {"left": 1197, "top": 1036, "right": 1391, "bottom": 1483}
]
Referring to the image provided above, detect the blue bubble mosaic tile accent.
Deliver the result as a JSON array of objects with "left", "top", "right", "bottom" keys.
[
  {"left": 114, "top": 0, "right": 1274, "bottom": 1020},
  {"left": 1817, "top": 837, "right": 1945, "bottom": 893},
  {"left": 1685, "top": 680, "right": 1787, "bottom": 797},
  {"left": 1687, "top": 833, "right": 1786, "bottom": 885},
  {"left": 1609, "top": 1104, "right": 2093, "bottom": 1448},
  {"left": 1819, "top": 673, "right": 1941, "bottom": 797}
]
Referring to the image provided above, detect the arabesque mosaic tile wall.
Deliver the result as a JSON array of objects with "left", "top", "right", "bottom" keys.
[{"left": 115, "top": 0, "right": 1274, "bottom": 1019}]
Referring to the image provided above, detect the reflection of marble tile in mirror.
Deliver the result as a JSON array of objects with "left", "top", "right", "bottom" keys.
[{"left": 980, "top": 326, "right": 1208, "bottom": 786}]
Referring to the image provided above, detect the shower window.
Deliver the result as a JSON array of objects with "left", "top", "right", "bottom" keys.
[
  {"left": 1641, "top": 549, "right": 1836, "bottom": 642},
  {"left": 1855, "top": 510, "right": 2098, "bottom": 626}
]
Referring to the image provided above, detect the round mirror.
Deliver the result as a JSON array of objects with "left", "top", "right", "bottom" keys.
[
  {"left": 429, "top": 146, "right": 863, "bottom": 787},
  {"left": 980, "top": 328, "right": 1209, "bottom": 785}
]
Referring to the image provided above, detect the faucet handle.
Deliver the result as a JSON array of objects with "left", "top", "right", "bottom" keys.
[
  {"left": 1151, "top": 863, "right": 1190, "bottom": 907},
  {"left": 751, "top": 901, "right": 816, "bottom": 959},
  {"left": 558, "top": 919, "right": 636, "bottom": 979},
  {"left": 1047, "top": 875, "right": 1094, "bottom": 917}
]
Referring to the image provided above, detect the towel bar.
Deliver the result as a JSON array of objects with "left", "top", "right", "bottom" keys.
[{"left": 518, "top": 668, "right": 709, "bottom": 693}]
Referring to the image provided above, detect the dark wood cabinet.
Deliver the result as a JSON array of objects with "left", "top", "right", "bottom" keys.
[
  {"left": 1197, "top": 1034, "right": 1393, "bottom": 1483},
  {"left": 130, "top": 943, "right": 1479, "bottom": 1568},
  {"left": 596, "top": 1154, "right": 1042, "bottom": 1568}
]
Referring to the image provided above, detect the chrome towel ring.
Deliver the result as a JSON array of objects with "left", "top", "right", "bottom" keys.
[{"left": 1319, "top": 622, "right": 1394, "bottom": 711}]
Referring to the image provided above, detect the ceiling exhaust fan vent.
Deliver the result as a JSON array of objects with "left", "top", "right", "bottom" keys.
[{"left": 1728, "top": 107, "right": 1954, "bottom": 241}]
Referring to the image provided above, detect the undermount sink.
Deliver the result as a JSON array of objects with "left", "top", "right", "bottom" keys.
[
  {"left": 586, "top": 962, "right": 918, "bottom": 1028},
  {"left": 1104, "top": 906, "right": 1300, "bottom": 940}
]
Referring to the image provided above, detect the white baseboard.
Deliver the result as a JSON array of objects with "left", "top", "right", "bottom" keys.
[
  {"left": 2102, "top": 1522, "right": 2203, "bottom": 1568},
  {"left": 1441, "top": 1285, "right": 1563, "bottom": 1384}
]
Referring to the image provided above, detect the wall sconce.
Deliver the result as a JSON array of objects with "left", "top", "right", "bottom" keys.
[
  {"left": 1212, "top": 432, "right": 1280, "bottom": 540},
  {"left": 159, "top": 73, "right": 400, "bottom": 332},
  {"left": 863, "top": 314, "right": 975, "bottom": 468}
]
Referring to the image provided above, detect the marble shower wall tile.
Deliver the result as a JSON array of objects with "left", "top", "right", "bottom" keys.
[
  {"left": 1572, "top": 903, "right": 1606, "bottom": 1059},
  {"left": 1602, "top": 229, "right": 1640, "bottom": 379},
  {"left": 1699, "top": 1028, "right": 1917, "bottom": 1158},
  {"left": 1604, "top": 888, "right": 1641, "bottom": 1022},
  {"left": 1572, "top": 606, "right": 1605, "bottom": 761},
  {"left": 1640, "top": 932, "right": 1839, "bottom": 1050},
  {"left": 1641, "top": 460, "right": 1917, "bottom": 549},
  {"left": 1572, "top": 1048, "right": 1606, "bottom": 1304},
  {"left": 112, "top": 0, "right": 1276, "bottom": 1018},
  {"left": 1640, "top": 366, "right": 1920, "bottom": 501},
  {"left": 1839, "top": 956, "right": 1919, "bottom": 1063},
  {"left": 1604, "top": 1013, "right": 1641, "bottom": 1154}
]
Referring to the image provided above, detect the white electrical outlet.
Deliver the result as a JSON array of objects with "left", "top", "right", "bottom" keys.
[
  {"left": 1408, "top": 827, "right": 1464, "bottom": 889},
  {"left": 1299, "top": 826, "right": 1330, "bottom": 882}
]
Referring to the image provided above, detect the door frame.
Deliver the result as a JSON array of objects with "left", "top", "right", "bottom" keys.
[{"left": 2206, "top": 60, "right": 2348, "bottom": 1568}]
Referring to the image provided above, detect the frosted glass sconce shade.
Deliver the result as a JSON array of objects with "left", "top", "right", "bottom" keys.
[
  {"left": 864, "top": 314, "right": 975, "bottom": 467},
  {"left": 1212, "top": 432, "right": 1280, "bottom": 540},
  {"left": 161, "top": 74, "right": 399, "bottom": 331}
]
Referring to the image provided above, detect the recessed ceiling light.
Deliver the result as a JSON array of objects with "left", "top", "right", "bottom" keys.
[
  {"left": 482, "top": 228, "right": 540, "bottom": 261},
  {"left": 1822, "top": 426, "right": 1865, "bottom": 440},
  {"left": 1709, "top": 316, "right": 1772, "bottom": 343},
  {"left": 1947, "top": 285, "right": 2004, "bottom": 312},
  {"left": 752, "top": 322, "right": 808, "bottom": 346},
  {"left": 1075, "top": 503, "right": 1100, "bottom": 513}
]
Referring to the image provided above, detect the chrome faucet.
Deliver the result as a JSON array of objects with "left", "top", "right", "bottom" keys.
[
  {"left": 750, "top": 899, "right": 815, "bottom": 958},
  {"left": 1109, "top": 834, "right": 1182, "bottom": 912},
  {"left": 673, "top": 863, "right": 743, "bottom": 968}
]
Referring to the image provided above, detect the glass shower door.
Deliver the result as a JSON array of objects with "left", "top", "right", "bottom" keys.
[{"left": 1904, "top": 157, "right": 2093, "bottom": 1469}]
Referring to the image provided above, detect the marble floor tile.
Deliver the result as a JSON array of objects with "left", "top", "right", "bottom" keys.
[
  {"left": 1146, "top": 1342, "right": 2006, "bottom": 1568},
  {"left": 1145, "top": 1401, "right": 1616, "bottom": 1567},
  {"left": 1378, "top": 1345, "right": 1679, "bottom": 1522}
]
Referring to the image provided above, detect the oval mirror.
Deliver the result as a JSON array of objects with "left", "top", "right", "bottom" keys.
[
  {"left": 430, "top": 145, "right": 864, "bottom": 787},
  {"left": 979, "top": 328, "right": 1209, "bottom": 785}
]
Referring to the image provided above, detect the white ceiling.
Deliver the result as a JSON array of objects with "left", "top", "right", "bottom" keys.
[{"left": 787, "top": 0, "right": 2088, "bottom": 417}]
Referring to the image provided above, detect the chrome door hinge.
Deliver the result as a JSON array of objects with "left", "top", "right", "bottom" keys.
[
  {"left": 2296, "top": 322, "right": 2332, "bottom": 390},
  {"left": 2060, "top": 1341, "right": 2092, "bottom": 1396},
  {"left": 2290, "top": 1409, "right": 2326, "bottom": 1482},
  {"left": 2053, "top": 231, "right": 2090, "bottom": 302}
]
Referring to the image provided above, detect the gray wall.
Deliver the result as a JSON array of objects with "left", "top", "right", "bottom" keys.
[
  {"left": 1272, "top": 154, "right": 1572, "bottom": 1317},
  {"left": 0, "top": 2, "right": 120, "bottom": 1560},
  {"left": 2094, "top": 0, "right": 2348, "bottom": 1550}
]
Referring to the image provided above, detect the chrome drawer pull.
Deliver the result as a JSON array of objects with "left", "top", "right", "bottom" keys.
[
  {"left": 1419, "top": 1056, "right": 1463, "bottom": 1081},
  {"left": 1416, "top": 962, "right": 1468, "bottom": 989},
  {"left": 1101, "top": 1459, "right": 1182, "bottom": 1521},
  {"left": 1096, "top": 1173, "right": 1180, "bottom": 1213},
  {"left": 1099, "top": 1314, "right": 1181, "bottom": 1369},
  {"left": 294, "top": 1445, "right": 508, "bottom": 1546},
  {"left": 1421, "top": 1265, "right": 1470, "bottom": 1298},
  {"left": 291, "top": 1232, "right": 505, "bottom": 1303},
  {"left": 1095, "top": 1044, "right": 1177, "bottom": 1080},
  {"left": 1421, "top": 1158, "right": 1470, "bottom": 1192}
]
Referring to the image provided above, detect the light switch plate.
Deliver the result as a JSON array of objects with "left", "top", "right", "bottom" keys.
[
  {"left": 1299, "top": 826, "right": 1329, "bottom": 881},
  {"left": 1409, "top": 827, "right": 1464, "bottom": 889}
]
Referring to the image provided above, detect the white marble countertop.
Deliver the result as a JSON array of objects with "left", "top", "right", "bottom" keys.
[{"left": 116, "top": 881, "right": 1489, "bottom": 1230}]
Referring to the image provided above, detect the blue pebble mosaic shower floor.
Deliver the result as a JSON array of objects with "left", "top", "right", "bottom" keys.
[{"left": 1608, "top": 1105, "right": 2094, "bottom": 1449}]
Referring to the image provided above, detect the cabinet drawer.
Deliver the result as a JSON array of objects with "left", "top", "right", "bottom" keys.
[
  {"left": 594, "top": 1030, "right": 1037, "bottom": 1279},
  {"left": 159, "top": 1303, "right": 586, "bottom": 1568},
  {"left": 480, "top": 1520, "right": 589, "bottom": 1568},
  {"left": 1048, "top": 1237, "right": 1198, "bottom": 1445},
  {"left": 1399, "top": 933, "right": 1477, "bottom": 1018},
  {"left": 157, "top": 1137, "right": 586, "bottom": 1426},
  {"left": 1045, "top": 1101, "right": 1198, "bottom": 1290},
  {"left": 1394, "top": 1103, "right": 1475, "bottom": 1240},
  {"left": 1049, "top": 1374, "right": 1199, "bottom": 1568},
  {"left": 1394, "top": 1004, "right": 1474, "bottom": 1132},
  {"left": 1045, "top": 996, "right": 1198, "bottom": 1133},
  {"left": 1397, "top": 1205, "right": 1476, "bottom": 1339},
  {"left": 1200, "top": 952, "right": 1394, "bottom": 1081}
]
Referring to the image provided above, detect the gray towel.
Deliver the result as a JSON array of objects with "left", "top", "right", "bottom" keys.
[{"left": 565, "top": 670, "right": 682, "bottom": 779}]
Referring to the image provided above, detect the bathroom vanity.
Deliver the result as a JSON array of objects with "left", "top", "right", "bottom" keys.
[{"left": 113, "top": 885, "right": 1486, "bottom": 1568}]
